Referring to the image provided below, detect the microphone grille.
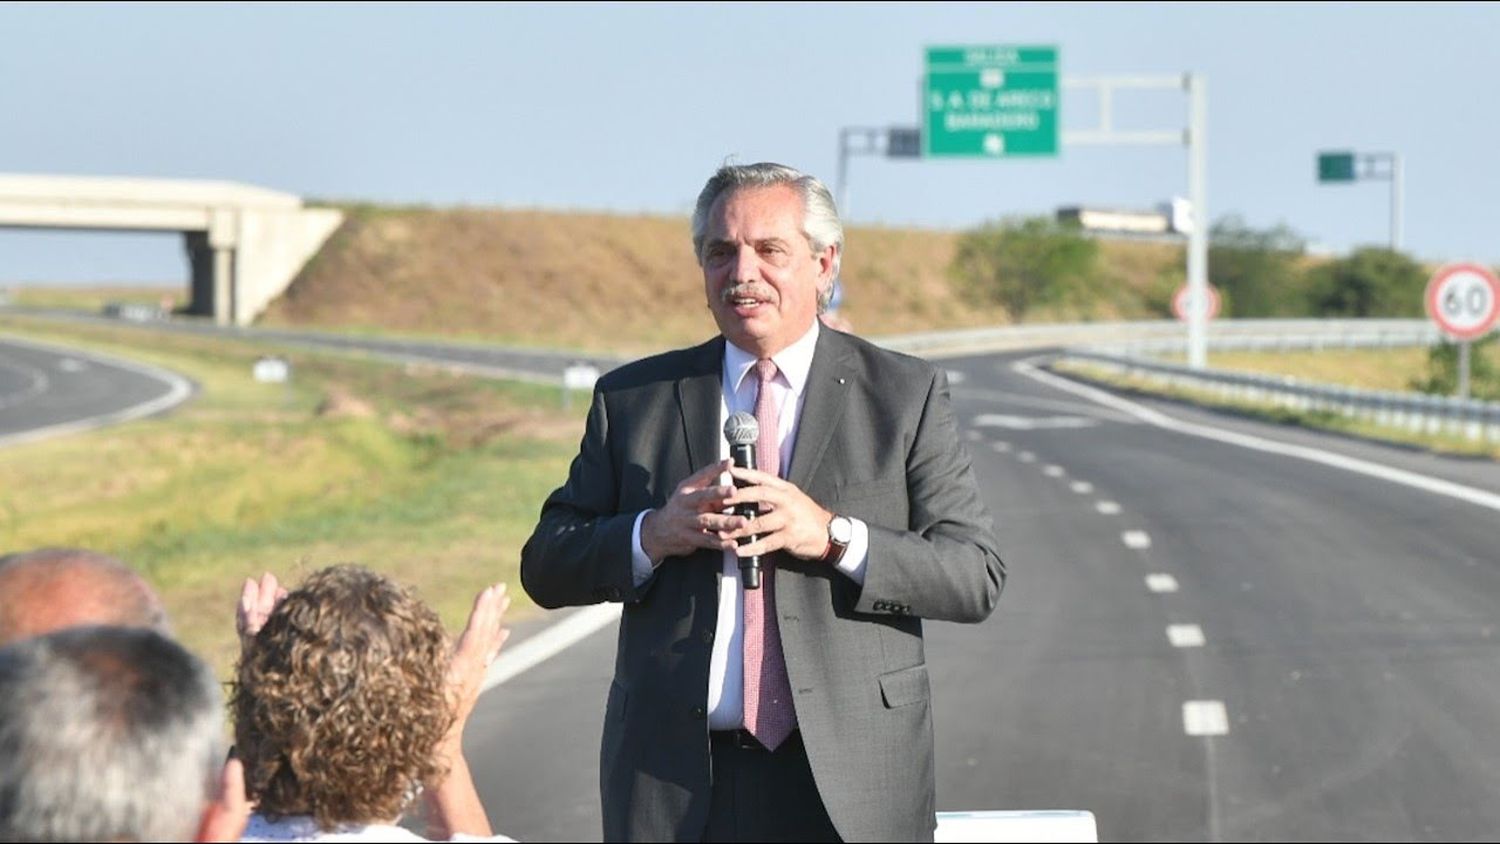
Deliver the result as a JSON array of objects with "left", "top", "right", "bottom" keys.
[{"left": 724, "top": 411, "right": 759, "bottom": 446}]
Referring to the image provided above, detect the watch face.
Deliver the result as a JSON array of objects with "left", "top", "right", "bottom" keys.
[{"left": 830, "top": 516, "right": 853, "bottom": 544}]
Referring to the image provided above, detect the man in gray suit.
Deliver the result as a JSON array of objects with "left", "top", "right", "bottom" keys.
[{"left": 521, "top": 162, "right": 1004, "bottom": 842}]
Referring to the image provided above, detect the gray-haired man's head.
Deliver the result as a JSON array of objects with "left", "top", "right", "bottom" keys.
[
  {"left": 691, "top": 161, "right": 844, "bottom": 312},
  {"left": 0, "top": 625, "right": 225, "bottom": 842}
]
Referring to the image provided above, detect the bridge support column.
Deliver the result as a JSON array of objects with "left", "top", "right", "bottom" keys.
[
  {"left": 208, "top": 208, "right": 239, "bottom": 326},
  {"left": 183, "top": 231, "right": 215, "bottom": 317}
]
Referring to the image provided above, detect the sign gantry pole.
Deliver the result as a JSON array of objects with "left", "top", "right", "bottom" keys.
[
  {"left": 1391, "top": 153, "right": 1403, "bottom": 252},
  {"left": 840, "top": 48, "right": 1209, "bottom": 367},
  {"left": 1061, "top": 73, "right": 1208, "bottom": 369},
  {"left": 1316, "top": 150, "right": 1403, "bottom": 252},
  {"left": 1186, "top": 74, "right": 1208, "bottom": 369}
]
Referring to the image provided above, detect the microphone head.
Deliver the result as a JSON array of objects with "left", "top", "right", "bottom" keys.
[{"left": 724, "top": 411, "right": 759, "bottom": 446}]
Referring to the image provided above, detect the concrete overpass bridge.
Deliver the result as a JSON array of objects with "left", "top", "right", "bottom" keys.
[{"left": 0, "top": 174, "right": 343, "bottom": 325}]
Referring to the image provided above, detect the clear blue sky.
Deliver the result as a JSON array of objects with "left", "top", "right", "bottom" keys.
[{"left": 3, "top": 1, "right": 1497, "bottom": 284}]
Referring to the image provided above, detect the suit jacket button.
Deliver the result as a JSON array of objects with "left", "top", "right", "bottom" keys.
[
  {"left": 690, "top": 705, "right": 706, "bottom": 719},
  {"left": 700, "top": 629, "right": 715, "bottom": 644}
]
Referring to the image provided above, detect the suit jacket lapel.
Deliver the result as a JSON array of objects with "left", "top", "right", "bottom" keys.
[
  {"left": 787, "top": 329, "right": 853, "bottom": 490},
  {"left": 676, "top": 337, "right": 725, "bottom": 476}
]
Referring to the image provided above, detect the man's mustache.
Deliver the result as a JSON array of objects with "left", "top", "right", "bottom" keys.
[{"left": 720, "top": 284, "right": 776, "bottom": 304}]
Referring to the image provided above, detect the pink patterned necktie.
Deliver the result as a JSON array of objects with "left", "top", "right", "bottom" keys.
[{"left": 743, "top": 358, "right": 796, "bottom": 751}]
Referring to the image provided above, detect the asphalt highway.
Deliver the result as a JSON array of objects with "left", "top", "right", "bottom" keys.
[
  {"left": 467, "top": 348, "right": 1500, "bottom": 843},
  {"left": 0, "top": 333, "right": 192, "bottom": 447},
  {"left": 8, "top": 313, "right": 1499, "bottom": 841}
]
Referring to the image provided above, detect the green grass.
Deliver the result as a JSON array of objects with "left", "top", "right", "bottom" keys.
[
  {"left": 0, "top": 315, "right": 586, "bottom": 680},
  {"left": 5, "top": 284, "right": 178, "bottom": 312}
]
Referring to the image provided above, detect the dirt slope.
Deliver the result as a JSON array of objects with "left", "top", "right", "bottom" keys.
[{"left": 262, "top": 205, "right": 1183, "bottom": 355}]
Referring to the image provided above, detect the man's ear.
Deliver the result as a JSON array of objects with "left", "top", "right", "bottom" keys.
[
  {"left": 195, "top": 758, "right": 252, "bottom": 842},
  {"left": 818, "top": 244, "right": 838, "bottom": 281}
]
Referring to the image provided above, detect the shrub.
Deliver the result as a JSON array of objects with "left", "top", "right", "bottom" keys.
[
  {"left": 950, "top": 217, "right": 1100, "bottom": 319},
  {"left": 1306, "top": 247, "right": 1427, "bottom": 317},
  {"left": 1208, "top": 216, "right": 1308, "bottom": 317}
]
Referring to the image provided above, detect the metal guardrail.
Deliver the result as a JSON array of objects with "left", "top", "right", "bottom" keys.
[
  {"left": 872, "top": 315, "right": 1497, "bottom": 443},
  {"left": 1057, "top": 334, "right": 1500, "bottom": 445},
  {"left": 873, "top": 318, "right": 1441, "bottom": 357}
]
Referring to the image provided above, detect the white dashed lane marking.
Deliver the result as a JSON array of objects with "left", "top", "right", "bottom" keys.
[
  {"left": 991, "top": 442, "right": 1011, "bottom": 453},
  {"left": 1122, "top": 530, "right": 1152, "bottom": 550},
  {"left": 1183, "top": 700, "right": 1230, "bottom": 736},
  {"left": 1146, "top": 574, "right": 1180, "bottom": 593},
  {"left": 971, "top": 413, "right": 1098, "bottom": 430},
  {"left": 1043, "top": 465, "right": 1065, "bottom": 477},
  {"left": 1096, "top": 501, "right": 1121, "bottom": 515},
  {"left": 1017, "top": 451, "right": 1036, "bottom": 463},
  {"left": 1070, "top": 481, "right": 1093, "bottom": 494},
  {"left": 1167, "top": 624, "right": 1206, "bottom": 647}
]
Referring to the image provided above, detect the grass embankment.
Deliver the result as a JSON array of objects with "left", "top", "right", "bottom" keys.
[
  {"left": 0, "top": 315, "right": 585, "bottom": 680},
  {"left": 255, "top": 205, "right": 1185, "bottom": 355},
  {"left": 1055, "top": 345, "right": 1500, "bottom": 459}
]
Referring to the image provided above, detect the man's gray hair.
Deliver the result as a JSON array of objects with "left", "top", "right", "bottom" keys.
[
  {"left": 0, "top": 626, "right": 225, "bottom": 842},
  {"left": 690, "top": 162, "right": 845, "bottom": 312}
]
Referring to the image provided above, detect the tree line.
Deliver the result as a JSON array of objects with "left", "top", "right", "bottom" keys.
[{"left": 949, "top": 215, "right": 1496, "bottom": 398}]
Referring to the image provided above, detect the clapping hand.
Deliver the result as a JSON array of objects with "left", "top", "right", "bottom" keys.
[
  {"left": 445, "top": 583, "right": 512, "bottom": 734},
  {"left": 235, "top": 572, "right": 287, "bottom": 652}
]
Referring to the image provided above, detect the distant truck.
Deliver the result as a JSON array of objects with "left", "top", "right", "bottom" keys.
[
  {"left": 101, "top": 301, "right": 167, "bottom": 322},
  {"left": 1057, "top": 197, "right": 1193, "bottom": 238}
]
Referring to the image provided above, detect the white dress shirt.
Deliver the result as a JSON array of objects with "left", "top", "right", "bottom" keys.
[{"left": 629, "top": 320, "right": 870, "bottom": 729}]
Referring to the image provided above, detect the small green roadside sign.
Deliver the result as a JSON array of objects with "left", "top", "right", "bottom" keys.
[
  {"left": 924, "top": 45, "right": 1059, "bottom": 158},
  {"left": 1317, "top": 151, "right": 1356, "bottom": 183}
]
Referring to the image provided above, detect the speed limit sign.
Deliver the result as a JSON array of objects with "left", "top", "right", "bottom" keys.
[
  {"left": 1426, "top": 263, "right": 1500, "bottom": 340},
  {"left": 1172, "top": 283, "right": 1221, "bottom": 322}
]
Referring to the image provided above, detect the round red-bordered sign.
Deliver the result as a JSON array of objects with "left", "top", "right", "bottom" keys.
[
  {"left": 1172, "top": 283, "right": 1221, "bottom": 322},
  {"left": 1425, "top": 262, "right": 1500, "bottom": 340}
]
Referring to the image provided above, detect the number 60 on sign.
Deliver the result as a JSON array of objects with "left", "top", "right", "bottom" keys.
[{"left": 1425, "top": 263, "right": 1500, "bottom": 340}]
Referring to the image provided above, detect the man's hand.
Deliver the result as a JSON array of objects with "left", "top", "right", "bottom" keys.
[
  {"left": 235, "top": 572, "right": 287, "bottom": 653},
  {"left": 721, "top": 465, "right": 834, "bottom": 561},
  {"left": 639, "top": 458, "right": 746, "bottom": 564}
]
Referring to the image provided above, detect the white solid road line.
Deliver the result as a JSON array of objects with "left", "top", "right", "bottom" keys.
[
  {"left": 1016, "top": 358, "right": 1500, "bottom": 515},
  {"left": 1167, "top": 624, "right": 1206, "bottom": 647},
  {"left": 0, "top": 335, "right": 193, "bottom": 449},
  {"left": 1183, "top": 700, "right": 1231, "bottom": 736},
  {"left": 1146, "top": 573, "right": 1180, "bottom": 593},
  {"left": 1096, "top": 500, "right": 1122, "bottom": 515},
  {"left": 1122, "top": 530, "right": 1152, "bottom": 550},
  {"left": 481, "top": 603, "right": 622, "bottom": 693}
]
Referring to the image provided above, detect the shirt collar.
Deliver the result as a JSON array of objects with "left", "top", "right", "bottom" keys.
[{"left": 724, "top": 320, "right": 820, "bottom": 397}]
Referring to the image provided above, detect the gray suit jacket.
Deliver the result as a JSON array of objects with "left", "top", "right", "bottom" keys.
[{"left": 520, "top": 328, "right": 1005, "bottom": 842}]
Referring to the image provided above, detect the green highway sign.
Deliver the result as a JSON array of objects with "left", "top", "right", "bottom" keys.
[
  {"left": 1318, "top": 151, "right": 1356, "bottom": 182},
  {"left": 924, "top": 45, "right": 1059, "bottom": 158}
]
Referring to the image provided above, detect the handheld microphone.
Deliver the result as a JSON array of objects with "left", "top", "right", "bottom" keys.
[{"left": 723, "top": 411, "right": 762, "bottom": 590}]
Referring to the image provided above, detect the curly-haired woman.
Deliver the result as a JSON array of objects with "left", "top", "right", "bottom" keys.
[{"left": 231, "top": 565, "right": 514, "bottom": 842}]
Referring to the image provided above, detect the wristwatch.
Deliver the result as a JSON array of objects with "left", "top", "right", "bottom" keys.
[{"left": 821, "top": 514, "right": 854, "bottom": 565}]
